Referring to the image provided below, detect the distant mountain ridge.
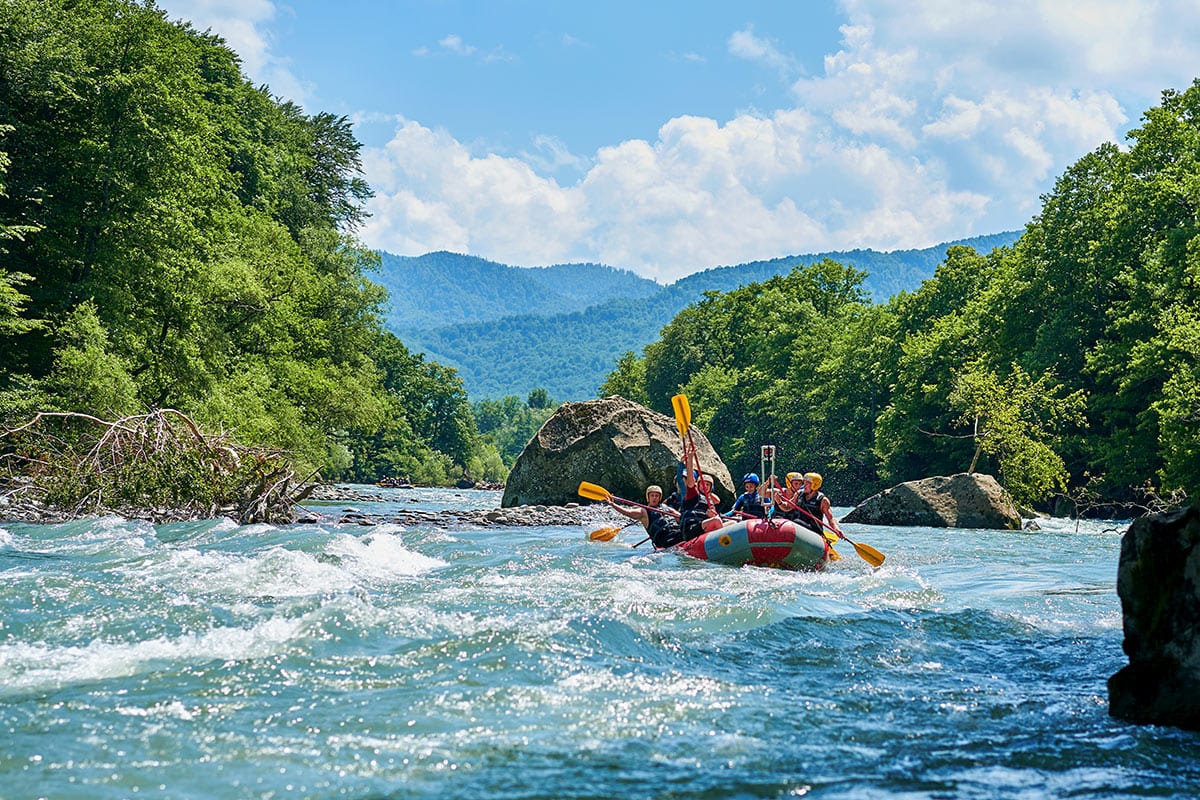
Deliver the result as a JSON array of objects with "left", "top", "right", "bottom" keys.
[
  {"left": 375, "top": 252, "right": 660, "bottom": 331},
  {"left": 378, "top": 231, "right": 1022, "bottom": 400}
]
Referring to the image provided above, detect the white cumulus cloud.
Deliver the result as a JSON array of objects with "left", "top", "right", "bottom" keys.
[{"left": 152, "top": 0, "right": 1200, "bottom": 283}]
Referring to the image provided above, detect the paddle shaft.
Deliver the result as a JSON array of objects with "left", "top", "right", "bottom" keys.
[
  {"left": 793, "top": 505, "right": 885, "bottom": 567},
  {"left": 610, "top": 494, "right": 682, "bottom": 519}
]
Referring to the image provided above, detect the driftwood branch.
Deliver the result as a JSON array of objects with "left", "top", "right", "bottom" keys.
[{"left": 1, "top": 409, "right": 312, "bottom": 524}]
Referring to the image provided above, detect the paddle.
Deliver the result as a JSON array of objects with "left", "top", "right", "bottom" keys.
[
  {"left": 577, "top": 481, "right": 681, "bottom": 517},
  {"left": 588, "top": 521, "right": 637, "bottom": 541},
  {"left": 672, "top": 393, "right": 722, "bottom": 521},
  {"left": 671, "top": 393, "right": 691, "bottom": 439},
  {"left": 793, "top": 506, "right": 885, "bottom": 567}
]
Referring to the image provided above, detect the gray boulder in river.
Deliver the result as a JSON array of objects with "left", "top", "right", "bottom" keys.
[
  {"left": 501, "top": 396, "right": 733, "bottom": 508},
  {"left": 1109, "top": 504, "right": 1200, "bottom": 730},
  {"left": 841, "top": 473, "right": 1022, "bottom": 529}
]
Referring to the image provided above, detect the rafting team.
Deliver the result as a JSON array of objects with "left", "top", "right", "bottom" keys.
[{"left": 606, "top": 443, "right": 844, "bottom": 550}]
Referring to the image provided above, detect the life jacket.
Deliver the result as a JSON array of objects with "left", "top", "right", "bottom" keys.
[
  {"left": 793, "top": 490, "right": 829, "bottom": 533},
  {"left": 733, "top": 490, "right": 766, "bottom": 518},
  {"left": 678, "top": 486, "right": 711, "bottom": 541},
  {"left": 646, "top": 506, "right": 684, "bottom": 548},
  {"left": 774, "top": 488, "right": 803, "bottom": 522}
]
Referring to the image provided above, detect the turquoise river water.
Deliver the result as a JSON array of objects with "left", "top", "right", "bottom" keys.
[{"left": 2, "top": 486, "right": 1197, "bottom": 799}]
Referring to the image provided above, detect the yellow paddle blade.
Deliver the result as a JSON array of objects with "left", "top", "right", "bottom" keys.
[
  {"left": 671, "top": 394, "right": 691, "bottom": 438},
  {"left": 577, "top": 481, "right": 611, "bottom": 502},
  {"left": 828, "top": 546, "right": 842, "bottom": 561},
  {"left": 850, "top": 539, "right": 886, "bottom": 568},
  {"left": 588, "top": 526, "right": 622, "bottom": 541}
]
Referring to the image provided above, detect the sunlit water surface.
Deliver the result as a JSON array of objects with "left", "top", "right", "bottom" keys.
[{"left": 2, "top": 487, "right": 1196, "bottom": 799}]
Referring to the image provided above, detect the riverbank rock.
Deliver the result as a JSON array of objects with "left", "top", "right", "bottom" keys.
[
  {"left": 842, "top": 473, "right": 1022, "bottom": 529},
  {"left": 1109, "top": 505, "right": 1200, "bottom": 730},
  {"left": 501, "top": 396, "right": 733, "bottom": 508}
]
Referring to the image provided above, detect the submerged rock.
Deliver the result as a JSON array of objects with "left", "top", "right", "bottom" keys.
[
  {"left": 1109, "top": 505, "right": 1200, "bottom": 730},
  {"left": 501, "top": 396, "right": 733, "bottom": 508},
  {"left": 842, "top": 473, "right": 1022, "bottom": 529}
]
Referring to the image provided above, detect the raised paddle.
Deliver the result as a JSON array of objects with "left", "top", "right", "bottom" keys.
[{"left": 671, "top": 393, "right": 691, "bottom": 439}]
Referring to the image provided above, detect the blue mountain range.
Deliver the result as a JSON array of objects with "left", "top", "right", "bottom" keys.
[{"left": 375, "top": 230, "right": 1022, "bottom": 400}]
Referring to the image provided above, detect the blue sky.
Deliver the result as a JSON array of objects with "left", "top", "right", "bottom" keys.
[{"left": 158, "top": 0, "right": 1200, "bottom": 283}]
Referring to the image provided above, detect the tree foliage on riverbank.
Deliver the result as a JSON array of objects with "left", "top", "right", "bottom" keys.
[
  {"left": 604, "top": 81, "right": 1200, "bottom": 510},
  {"left": 0, "top": 0, "right": 483, "bottom": 494}
]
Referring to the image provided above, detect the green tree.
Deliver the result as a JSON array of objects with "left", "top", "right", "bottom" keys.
[
  {"left": 948, "top": 363, "right": 1086, "bottom": 506},
  {"left": 526, "top": 387, "right": 551, "bottom": 409},
  {"left": 0, "top": 1, "right": 482, "bottom": 488},
  {"left": 43, "top": 300, "right": 139, "bottom": 418},
  {"left": 598, "top": 351, "right": 649, "bottom": 405},
  {"left": 0, "top": 124, "right": 42, "bottom": 361},
  {"left": 874, "top": 246, "right": 1000, "bottom": 484}
]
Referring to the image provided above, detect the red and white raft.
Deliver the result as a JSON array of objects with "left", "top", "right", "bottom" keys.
[{"left": 675, "top": 516, "right": 831, "bottom": 571}]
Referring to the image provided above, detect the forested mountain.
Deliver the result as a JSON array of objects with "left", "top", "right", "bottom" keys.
[
  {"left": 376, "top": 251, "right": 660, "bottom": 331},
  {"left": 670, "top": 231, "right": 1022, "bottom": 301},
  {"left": 394, "top": 232, "right": 1021, "bottom": 400}
]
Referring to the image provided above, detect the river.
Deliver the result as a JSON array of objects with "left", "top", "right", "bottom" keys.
[{"left": 2, "top": 487, "right": 1197, "bottom": 799}]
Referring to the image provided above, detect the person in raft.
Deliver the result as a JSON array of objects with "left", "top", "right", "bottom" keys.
[
  {"left": 728, "top": 472, "right": 767, "bottom": 519},
  {"left": 776, "top": 472, "right": 843, "bottom": 542},
  {"left": 678, "top": 445, "right": 724, "bottom": 539},
  {"left": 606, "top": 484, "right": 685, "bottom": 549},
  {"left": 770, "top": 471, "right": 807, "bottom": 522}
]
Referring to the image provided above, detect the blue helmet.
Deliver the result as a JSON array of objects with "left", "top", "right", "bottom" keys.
[{"left": 743, "top": 472, "right": 760, "bottom": 485}]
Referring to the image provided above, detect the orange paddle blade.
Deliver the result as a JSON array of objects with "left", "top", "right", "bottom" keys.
[
  {"left": 577, "top": 481, "right": 611, "bottom": 502},
  {"left": 671, "top": 394, "right": 691, "bottom": 439}
]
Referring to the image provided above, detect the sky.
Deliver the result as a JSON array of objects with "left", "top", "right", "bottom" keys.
[{"left": 156, "top": 0, "right": 1200, "bottom": 283}]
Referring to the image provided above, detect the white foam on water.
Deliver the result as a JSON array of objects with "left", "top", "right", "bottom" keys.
[
  {"left": 198, "top": 546, "right": 357, "bottom": 597},
  {"left": 325, "top": 528, "right": 447, "bottom": 581},
  {"left": 124, "top": 545, "right": 356, "bottom": 599},
  {"left": 0, "top": 614, "right": 306, "bottom": 695}
]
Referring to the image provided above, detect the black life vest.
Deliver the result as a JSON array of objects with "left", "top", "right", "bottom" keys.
[
  {"left": 774, "top": 489, "right": 803, "bottom": 522},
  {"left": 646, "top": 506, "right": 684, "bottom": 548},
  {"left": 793, "top": 490, "right": 829, "bottom": 533},
  {"left": 678, "top": 488, "right": 710, "bottom": 541}
]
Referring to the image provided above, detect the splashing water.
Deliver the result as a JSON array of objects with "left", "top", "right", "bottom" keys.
[{"left": 1, "top": 490, "right": 1196, "bottom": 799}]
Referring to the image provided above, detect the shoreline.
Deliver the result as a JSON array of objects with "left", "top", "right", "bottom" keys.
[{"left": 1, "top": 482, "right": 623, "bottom": 530}]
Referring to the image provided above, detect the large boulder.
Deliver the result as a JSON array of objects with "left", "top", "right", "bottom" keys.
[
  {"left": 501, "top": 396, "right": 733, "bottom": 508},
  {"left": 1109, "top": 505, "right": 1200, "bottom": 730},
  {"left": 842, "top": 473, "right": 1022, "bottom": 529}
]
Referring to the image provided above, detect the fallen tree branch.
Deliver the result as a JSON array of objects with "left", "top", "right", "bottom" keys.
[{"left": 1, "top": 409, "right": 314, "bottom": 524}]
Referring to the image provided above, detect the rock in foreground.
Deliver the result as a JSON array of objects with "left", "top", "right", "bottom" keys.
[
  {"left": 501, "top": 396, "right": 733, "bottom": 508},
  {"left": 842, "top": 473, "right": 1021, "bottom": 529},
  {"left": 1109, "top": 505, "right": 1200, "bottom": 730}
]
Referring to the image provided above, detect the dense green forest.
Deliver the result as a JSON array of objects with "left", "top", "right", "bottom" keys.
[
  {"left": 393, "top": 233, "right": 1020, "bottom": 400},
  {"left": 0, "top": 0, "right": 504, "bottom": 488},
  {"left": 601, "top": 82, "right": 1200, "bottom": 510}
]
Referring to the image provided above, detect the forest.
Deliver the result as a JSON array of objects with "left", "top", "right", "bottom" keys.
[
  {"left": 2, "top": 1, "right": 1195, "bottom": 515},
  {"left": 0, "top": 0, "right": 502, "bottom": 494},
  {"left": 602, "top": 82, "right": 1200, "bottom": 511}
]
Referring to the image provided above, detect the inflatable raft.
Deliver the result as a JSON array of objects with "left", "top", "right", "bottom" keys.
[{"left": 675, "top": 517, "right": 830, "bottom": 571}]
